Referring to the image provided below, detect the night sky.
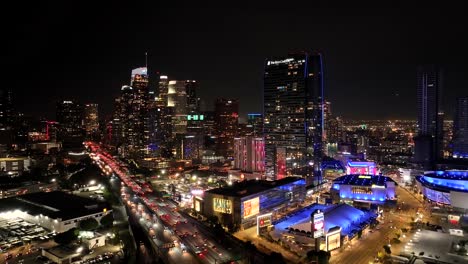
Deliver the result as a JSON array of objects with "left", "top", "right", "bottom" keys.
[{"left": 5, "top": 3, "right": 468, "bottom": 121}]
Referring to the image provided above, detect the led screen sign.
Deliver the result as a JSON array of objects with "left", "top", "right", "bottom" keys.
[
  {"left": 243, "top": 197, "right": 260, "bottom": 218},
  {"left": 187, "top": 115, "right": 204, "bottom": 121},
  {"left": 312, "top": 210, "right": 325, "bottom": 238},
  {"left": 213, "top": 198, "right": 232, "bottom": 214}
]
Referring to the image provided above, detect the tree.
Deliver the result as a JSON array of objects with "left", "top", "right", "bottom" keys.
[
  {"left": 383, "top": 245, "right": 392, "bottom": 254},
  {"left": 54, "top": 228, "right": 78, "bottom": 244},
  {"left": 207, "top": 215, "right": 219, "bottom": 226},
  {"left": 100, "top": 213, "right": 114, "bottom": 228},
  {"left": 79, "top": 218, "right": 99, "bottom": 231},
  {"left": 268, "top": 252, "right": 286, "bottom": 264},
  {"left": 357, "top": 229, "right": 363, "bottom": 239}
]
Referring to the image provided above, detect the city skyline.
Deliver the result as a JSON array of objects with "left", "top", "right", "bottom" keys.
[{"left": 6, "top": 4, "right": 468, "bottom": 120}]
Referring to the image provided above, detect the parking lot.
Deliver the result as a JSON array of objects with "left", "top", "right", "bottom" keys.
[{"left": 0, "top": 217, "right": 55, "bottom": 253}]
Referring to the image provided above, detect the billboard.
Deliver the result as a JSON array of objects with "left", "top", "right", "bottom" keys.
[
  {"left": 257, "top": 213, "right": 272, "bottom": 235},
  {"left": 312, "top": 210, "right": 325, "bottom": 238},
  {"left": 243, "top": 197, "right": 260, "bottom": 218},
  {"left": 187, "top": 115, "right": 205, "bottom": 121},
  {"left": 326, "top": 227, "right": 341, "bottom": 251},
  {"left": 213, "top": 198, "right": 232, "bottom": 214}
]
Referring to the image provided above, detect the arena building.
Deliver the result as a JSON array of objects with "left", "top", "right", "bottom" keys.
[{"left": 415, "top": 170, "right": 468, "bottom": 212}]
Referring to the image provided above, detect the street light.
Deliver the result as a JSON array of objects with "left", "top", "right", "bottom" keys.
[{"left": 89, "top": 180, "right": 96, "bottom": 186}]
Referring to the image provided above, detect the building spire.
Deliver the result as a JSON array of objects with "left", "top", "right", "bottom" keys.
[{"left": 145, "top": 52, "right": 148, "bottom": 70}]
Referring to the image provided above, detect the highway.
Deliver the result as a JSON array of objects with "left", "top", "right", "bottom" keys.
[{"left": 86, "top": 142, "right": 240, "bottom": 264}]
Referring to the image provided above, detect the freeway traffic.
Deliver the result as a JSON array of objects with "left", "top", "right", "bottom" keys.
[{"left": 85, "top": 142, "right": 238, "bottom": 264}]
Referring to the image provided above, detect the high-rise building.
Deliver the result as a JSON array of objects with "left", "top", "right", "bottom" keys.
[
  {"left": 414, "top": 65, "right": 444, "bottom": 167},
  {"left": 130, "top": 67, "right": 150, "bottom": 153},
  {"left": 246, "top": 113, "right": 263, "bottom": 137},
  {"left": 83, "top": 104, "right": 99, "bottom": 137},
  {"left": 156, "top": 75, "right": 172, "bottom": 146},
  {"left": 167, "top": 80, "right": 188, "bottom": 136},
  {"left": 56, "top": 100, "right": 83, "bottom": 145},
  {"left": 263, "top": 52, "right": 324, "bottom": 183},
  {"left": 185, "top": 80, "right": 200, "bottom": 113},
  {"left": 111, "top": 67, "right": 150, "bottom": 157},
  {"left": 0, "top": 88, "right": 13, "bottom": 130},
  {"left": 214, "top": 98, "right": 239, "bottom": 157},
  {"left": 234, "top": 136, "right": 265, "bottom": 173},
  {"left": 453, "top": 97, "right": 468, "bottom": 158},
  {"left": 112, "top": 85, "right": 138, "bottom": 153}
]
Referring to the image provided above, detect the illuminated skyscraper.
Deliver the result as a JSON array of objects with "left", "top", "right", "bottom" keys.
[
  {"left": 56, "top": 100, "right": 84, "bottom": 145},
  {"left": 234, "top": 136, "right": 265, "bottom": 173},
  {"left": 167, "top": 80, "right": 188, "bottom": 136},
  {"left": 246, "top": 113, "right": 263, "bottom": 137},
  {"left": 453, "top": 97, "right": 468, "bottom": 158},
  {"left": 130, "top": 67, "right": 150, "bottom": 153},
  {"left": 83, "top": 104, "right": 99, "bottom": 136},
  {"left": 414, "top": 65, "right": 444, "bottom": 167},
  {"left": 215, "top": 98, "right": 239, "bottom": 157},
  {"left": 112, "top": 85, "right": 137, "bottom": 152},
  {"left": 263, "top": 52, "right": 324, "bottom": 184}
]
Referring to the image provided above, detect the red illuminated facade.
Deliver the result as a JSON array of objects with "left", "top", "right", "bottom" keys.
[{"left": 234, "top": 136, "right": 265, "bottom": 173}]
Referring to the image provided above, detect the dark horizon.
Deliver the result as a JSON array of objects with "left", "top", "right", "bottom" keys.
[{"left": 5, "top": 4, "right": 468, "bottom": 121}]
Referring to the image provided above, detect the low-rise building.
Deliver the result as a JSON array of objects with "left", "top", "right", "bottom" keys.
[
  {"left": 0, "top": 181, "right": 58, "bottom": 199},
  {"left": 0, "top": 191, "right": 111, "bottom": 233},
  {"left": 0, "top": 157, "right": 31, "bottom": 176},
  {"left": 42, "top": 244, "right": 83, "bottom": 264}
]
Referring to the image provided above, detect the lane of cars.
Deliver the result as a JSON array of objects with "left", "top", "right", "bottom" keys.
[{"left": 86, "top": 142, "right": 232, "bottom": 264}]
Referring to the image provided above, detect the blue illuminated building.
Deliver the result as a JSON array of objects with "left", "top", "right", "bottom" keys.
[
  {"left": 330, "top": 174, "right": 396, "bottom": 204},
  {"left": 275, "top": 203, "right": 375, "bottom": 237},
  {"left": 415, "top": 170, "right": 468, "bottom": 211}
]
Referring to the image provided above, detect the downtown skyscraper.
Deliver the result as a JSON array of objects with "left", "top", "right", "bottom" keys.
[
  {"left": 83, "top": 103, "right": 99, "bottom": 137},
  {"left": 263, "top": 52, "right": 324, "bottom": 184},
  {"left": 453, "top": 97, "right": 468, "bottom": 159},
  {"left": 112, "top": 67, "right": 149, "bottom": 157},
  {"left": 414, "top": 65, "right": 444, "bottom": 167}
]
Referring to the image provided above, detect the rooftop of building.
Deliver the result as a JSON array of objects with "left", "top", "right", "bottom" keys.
[
  {"left": 416, "top": 175, "right": 468, "bottom": 193},
  {"left": 0, "top": 191, "right": 109, "bottom": 220},
  {"left": 422, "top": 170, "right": 468, "bottom": 181},
  {"left": 45, "top": 244, "right": 81, "bottom": 259},
  {"left": 0, "top": 157, "right": 30, "bottom": 162},
  {"left": 275, "top": 203, "right": 375, "bottom": 236},
  {"left": 206, "top": 177, "right": 305, "bottom": 197},
  {"left": 332, "top": 174, "right": 395, "bottom": 187},
  {"left": 0, "top": 179, "right": 55, "bottom": 190}
]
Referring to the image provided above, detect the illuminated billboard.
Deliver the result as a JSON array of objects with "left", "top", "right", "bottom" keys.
[
  {"left": 257, "top": 213, "right": 272, "bottom": 235},
  {"left": 312, "top": 210, "right": 325, "bottom": 238},
  {"left": 187, "top": 115, "right": 204, "bottom": 121},
  {"left": 243, "top": 197, "right": 260, "bottom": 218},
  {"left": 213, "top": 198, "right": 232, "bottom": 214},
  {"left": 326, "top": 227, "right": 341, "bottom": 251}
]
